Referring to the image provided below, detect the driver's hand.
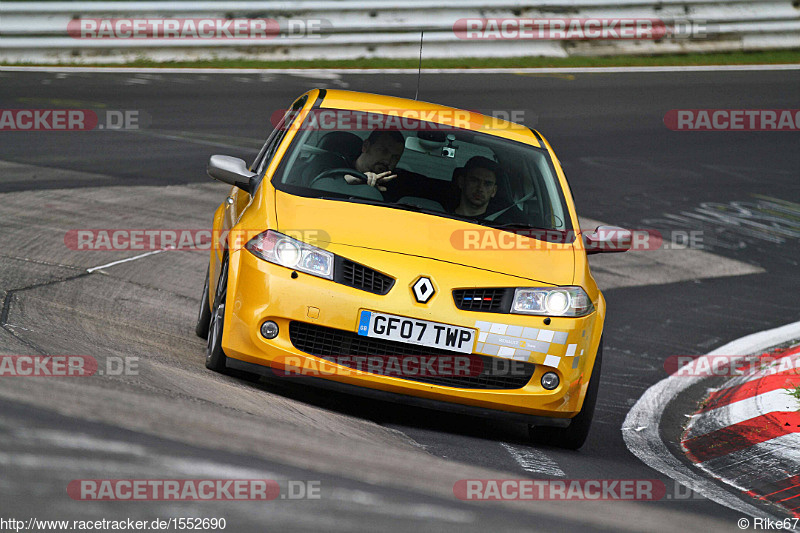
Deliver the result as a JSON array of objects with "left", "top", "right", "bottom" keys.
[{"left": 345, "top": 171, "right": 397, "bottom": 192}]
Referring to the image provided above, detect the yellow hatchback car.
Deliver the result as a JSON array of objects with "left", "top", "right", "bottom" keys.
[{"left": 195, "top": 89, "right": 629, "bottom": 449}]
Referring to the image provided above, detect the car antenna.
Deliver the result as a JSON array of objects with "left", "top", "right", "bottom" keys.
[{"left": 414, "top": 30, "right": 424, "bottom": 100}]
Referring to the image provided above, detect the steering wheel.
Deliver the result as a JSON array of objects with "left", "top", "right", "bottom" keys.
[{"left": 309, "top": 168, "right": 368, "bottom": 188}]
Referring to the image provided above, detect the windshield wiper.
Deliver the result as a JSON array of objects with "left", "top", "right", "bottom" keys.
[
  {"left": 486, "top": 222, "right": 563, "bottom": 232},
  {"left": 483, "top": 222, "right": 572, "bottom": 242},
  {"left": 317, "top": 196, "right": 428, "bottom": 213}
]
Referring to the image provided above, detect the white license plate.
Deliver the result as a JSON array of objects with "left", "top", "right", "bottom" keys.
[{"left": 357, "top": 310, "right": 475, "bottom": 354}]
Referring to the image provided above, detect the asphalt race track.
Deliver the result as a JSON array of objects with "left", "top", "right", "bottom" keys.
[{"left": 0, "top": 68, "right": 799, "bottom": 532}]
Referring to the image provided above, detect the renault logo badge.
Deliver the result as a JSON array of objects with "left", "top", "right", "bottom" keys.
[{"left": 412, "top": 277, "right": 435, "bottom": 303}]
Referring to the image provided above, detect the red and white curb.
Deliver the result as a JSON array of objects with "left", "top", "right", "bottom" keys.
[
  {"left": 624, "top": 320, "right": 800, "bottom": 527},
  {"left": 682, "top": 345, "right": 800, "bottom": 517}
]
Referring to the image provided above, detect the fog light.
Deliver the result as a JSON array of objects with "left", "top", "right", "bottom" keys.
[
  {"left": 541, "top": 371, "right": 560, "bottom": 390},
  {"left": 260, "top": 321, "right": 279, "bottom": 339}
]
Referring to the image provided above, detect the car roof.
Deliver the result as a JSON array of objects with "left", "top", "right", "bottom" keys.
[{"left": 315, "top": 89, "right": 542, "bottom": 148}]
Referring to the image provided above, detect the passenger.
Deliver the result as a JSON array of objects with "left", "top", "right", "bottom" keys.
[{"left": 453, "top": 156, "right": 500, "bottom": 219}]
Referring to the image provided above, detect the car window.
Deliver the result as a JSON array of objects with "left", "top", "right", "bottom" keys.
[
  {"left": 271, "top": 108, "right": 571, "bottom": 232},
  {"left": 252, "top": 95, "right": 308, "bottom": 175},
  {"left": 251, "top": 123, "right": 281, "bottom": 174},
  {"left": 395, "top": 139, "right": 496, "bottom": 181}
]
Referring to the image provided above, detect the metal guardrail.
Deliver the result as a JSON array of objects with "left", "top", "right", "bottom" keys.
[{"left": 1, "top": 1, "right": 798, "bottom": 63}]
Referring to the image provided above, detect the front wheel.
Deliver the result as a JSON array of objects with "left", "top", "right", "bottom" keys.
[
  {"left": 205, "top": 256, "right": 229, "bottom": 372},
  {"left": 204, "top": 256, "right": 261, "bottom": 382},
  {"left": 195, "top": 265, "right": 212, "bottom": 339},
  {"left": 528, "top": 339, "right": 603, "bottom": 450}
]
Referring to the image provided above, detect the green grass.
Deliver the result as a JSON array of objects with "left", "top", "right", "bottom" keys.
[
  {"left": 4, "top": 49, "right": 800, "bottom": 69},
  {"left": 789, "top": 386, "right": 800, "bottom": 409}
]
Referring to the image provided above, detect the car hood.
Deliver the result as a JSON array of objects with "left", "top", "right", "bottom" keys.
[{"left": 274, "top": 191, "right": 575, "bottom": 286}]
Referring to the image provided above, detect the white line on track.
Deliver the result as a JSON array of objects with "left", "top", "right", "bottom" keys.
[
  {"left": 623, "top": 319, "right": 800, "bottom": 526},
  {"left": 86, "top": 248, "right": 171, "bottom": 273},
  {"left": 4, "top": 324, "right": 32, "bottom": 332},
  {"left": 580, "top": 217, "right": 763, "bottom": 290},
  {"left": 123, "top": 128, "right": 259, "bottom": 151},
  {"left": 327, "top": 489, "right": 475, "bottom": 523},
  {"left": 2, "top": 65, "right": 800, "bottom": 75},
  {"left": 499, "top": 442, "right": 565, "bottom": 477},
  {"left": 12, "top": 428, "right": 149, "bottom": 456}
]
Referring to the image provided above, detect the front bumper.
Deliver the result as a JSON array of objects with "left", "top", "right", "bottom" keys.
[{"left": 221, "top": 247, "right": 605, "bottom": 420}]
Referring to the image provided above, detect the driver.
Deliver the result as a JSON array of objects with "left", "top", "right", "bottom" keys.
[{"left": 343, "top": 130, "right": 405, "bottom": 192}]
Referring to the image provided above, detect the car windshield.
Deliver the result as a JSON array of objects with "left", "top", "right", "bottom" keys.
[{"left": 271, "top": 108, "right": 572, "bottom": 232}]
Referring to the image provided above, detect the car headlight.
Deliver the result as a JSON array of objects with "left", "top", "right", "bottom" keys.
[
  {"left": 511, "top": 287, "right": 593, "bottom": 317},
  {"left": 245, "top": 230, "right": 334, "bottom": 279}
]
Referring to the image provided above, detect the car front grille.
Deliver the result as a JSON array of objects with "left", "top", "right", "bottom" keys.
[
  {"left": 334, "top": 258, "right": 395, "bottom": 295},
  {"left": 288, "top": 321, "right": 535, "bottom": 390},
  {"left": 453, "top": 288, "right": 514, "bottom": 313}
]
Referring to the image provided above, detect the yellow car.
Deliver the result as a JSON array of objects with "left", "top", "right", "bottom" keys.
[{"left": 195, "top": 89, "right": 629, "bottom": 449}]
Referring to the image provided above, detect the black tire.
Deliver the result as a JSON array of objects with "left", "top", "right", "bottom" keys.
[
  {"left": 204, "top": 256, "right": 261, "bottom": 382},
  {"left": 528, "top": 339, "right": 603, "bottom": 450},
  {"left": 195, "top": 265, "right": 212, "bottom": 339},
  {"left": 205, "top": 256, "right": 230, "bottom": 372}
]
